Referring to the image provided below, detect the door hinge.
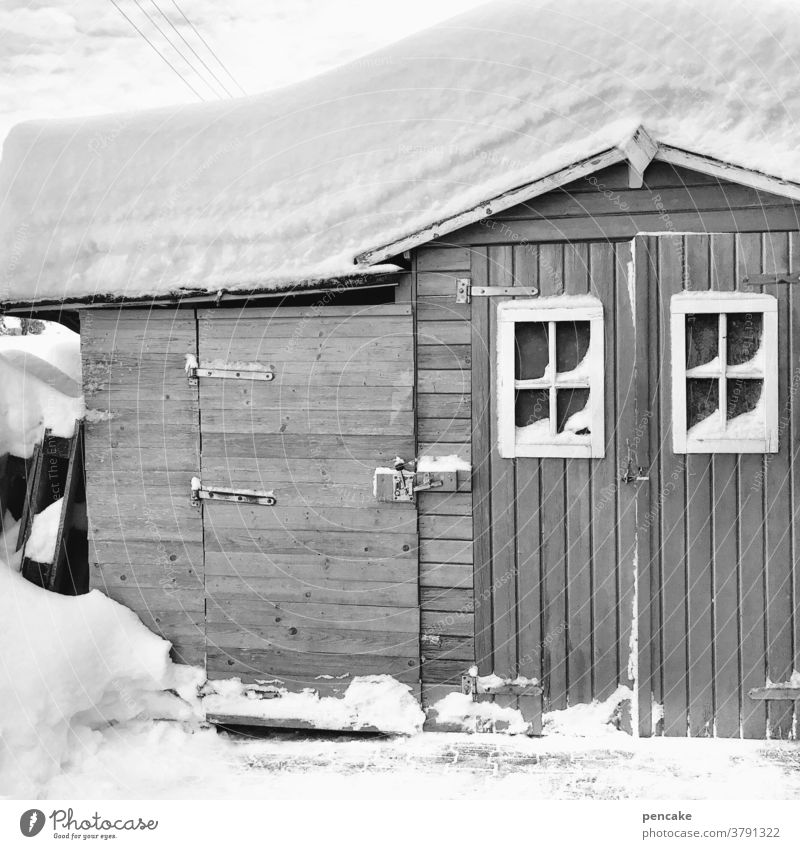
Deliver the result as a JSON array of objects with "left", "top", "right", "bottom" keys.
[
  {"left": 185, "top": 358, "right": 274, "bottom": 387},
  {"left": 455, "top": 278, "right": 539, "bottom": 304},
  {"left": 191, "top": 477, "right": 276, "bottom": 507}
]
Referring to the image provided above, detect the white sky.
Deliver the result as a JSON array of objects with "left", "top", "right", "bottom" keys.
[{"left": 0, "top": 0, "right": 486, "bottom": 142}]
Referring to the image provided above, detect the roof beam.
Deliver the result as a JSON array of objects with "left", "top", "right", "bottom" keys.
[
  {"left": 617, "top": 125, "right": 657, "bottom": 189},
  {"left": 354, "top": 147, "right": 625, "bottom": 266}
]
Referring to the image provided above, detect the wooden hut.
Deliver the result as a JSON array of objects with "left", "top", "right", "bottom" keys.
[{"left": 2, "top": 0, "right": 800, "bottom": 736}]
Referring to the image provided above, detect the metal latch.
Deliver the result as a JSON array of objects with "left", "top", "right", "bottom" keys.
[
  {"left": 455, "top": 278, "right": 539, "bottom": 304},
  {"left": 185, "top": 356, "right": 274, "bottom": 387},
  {"left": 191, "top": 477, "right": 276, "bottom": 507},
  {"left": 620, "top": 459, "right": 649, "bottom": 484}
]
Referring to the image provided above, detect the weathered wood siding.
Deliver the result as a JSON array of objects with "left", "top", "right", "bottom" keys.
[
  {"left": 197, "top": 303, "right": 419, "bottom": 692},
  {"left": 81, "top": 309, "right": 204, "bottom": 665},
  {"left": 639, "top": 232, "right": 800, "bottom": 739}
]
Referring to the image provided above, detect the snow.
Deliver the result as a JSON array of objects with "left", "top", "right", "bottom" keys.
[
  {"left": 0, "top": 330, "right": 83, "bottom": 456},
  {"left": 24, "top": 497, "right": 63, "bottom": 563},
  {"left": 416, "top": 454, "right": 471, "bottom": 471},
  {"left": 688, "top": 392, "right": 766, "bottom": 441},
  {"left": 203, "top": 675, "right": 425, "bottom": 735},
  {"left": 543, "top": 685, "right": 633, "bottom": 737},
  {"left": 430, "top": 692, "right": 529, "bottom": 735},
  {"left": 516, "top": 414, "right": 591, "bottom": 445},
  {"left": 767, "top": 670, "right": 800, "bottom": 688},
  {"left": 3, "top": 0, "right": 800, "bottom": 303},
  {"left": 0, "top": 555, "right": 203, "bottom": 798},
  {"left": 686, "top": 356, "right": 721, "bottom": 378}
]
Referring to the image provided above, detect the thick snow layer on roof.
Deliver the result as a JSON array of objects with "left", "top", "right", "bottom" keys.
[{"left": 2, "top": 0, "right": 800, "bottom": 303}]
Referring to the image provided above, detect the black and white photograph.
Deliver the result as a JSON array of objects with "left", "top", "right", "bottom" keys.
[{"left": 1, "top": 0, "right": 800, "bottom": 841}]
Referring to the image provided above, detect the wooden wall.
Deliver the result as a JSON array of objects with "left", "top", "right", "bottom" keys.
[{"left": 81, "top": 309, "right": 205, "bottom": 665}]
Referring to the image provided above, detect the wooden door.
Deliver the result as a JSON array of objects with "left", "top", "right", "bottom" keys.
[
  {"left": 197, "top": 303, "right": 420, "bottom": 694},
  {"left": 471, "top": 242, "right": 639, "bottom": 717},
  {"left": 637, "top": 233, "right": 798, "bottom": 739}
]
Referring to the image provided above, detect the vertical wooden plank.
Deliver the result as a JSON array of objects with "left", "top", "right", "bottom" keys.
[
  {"left": 564, "top": 243, "right": 593, "bottom": 705},
  {"left": 471, "top": 247, "right": 493, "bottom": 674},
  {"left": 615, "top": 241, "right": 638, "bottom": 732},
  {"left": 763, "top": 232, "right": 794, "bottom": 738},
  {"left": 791, "top": 234, "right": 800, "bottom": 709},
  {"left": 685, "top": 235, "right": 714, "bottom": 737},
  {"left": 589, "top": 241, "right": 619, "bottom": 701},
  {"left": 538, "top": 243, "right": 568, "bottom": 709},
  {"left": 658, "top": 234, "right": 689, "bottom": 737},
  {"left": 709, "top": 233, "right": 741, "bottom": 738},
  {"left": 488, "top": 245, "right": 518, "bottom": 691},
  {"left": 737, "top": 233, "right": 767, "bottom": 739},
  {"left": 634, "top": 237, "right": 654, "bottom": 736}
]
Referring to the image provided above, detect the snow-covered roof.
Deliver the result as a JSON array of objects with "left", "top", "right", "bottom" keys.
[{"left": 2, "top": 0, "right": 800, "bottom": 305}]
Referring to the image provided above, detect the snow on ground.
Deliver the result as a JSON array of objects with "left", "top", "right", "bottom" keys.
[
  {"left": 36, "top": 722, "right": 800, "bottom": 801},
  {"left": 24, "top": 497, "right": 63, "bottom": 564},
  {"left": 0, "top": 328, "right": 83, "bottom": 456},
  {"left": 2, "top": 0, "right": 800, "bottom": 302}
]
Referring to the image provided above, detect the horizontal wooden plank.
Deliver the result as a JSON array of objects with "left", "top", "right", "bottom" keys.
[
  {"left": 419, "top": 514, "right": 473, "bottom": 541},
  {"left": 200, "top": 433, "right": 415, "bottom": 463},
  {"left": 417, "top": 272, "right": 463, "bottom": 297},
  {"left": 418, "top": 369, "right": 469, "bottom": 394},
  {"left": 422, "top": 610, "right": 474, "bottom": 637},
  {"left": 90, "top": 538, "right": 204, "bottom": 590},
  {"left": 100, "top": 584, "right": 204, "bottom": 614},
  {"left": 199, "top": 382, "right": 413, "bottom": 412},
  {"left": 206, "top": 647, "right": 419, "bottom": 686},
  {"left": 197, "top": 315, "right": 412, "bottom": 339},
  {"left": 417, "top": 393, "right": 471, "bottom": 419},
  {"left": 417, "top": 417, "right": 471, "bottom": 444},
  {"left": 418, "top": 443, "right": 471, "bottom": 465},
  {"left": 198, "top": 303, "right": 412, "bottom": 321},
  {"left": 421, "top": 634, "right": 475, "bottom": 662},
  {"left": 417, "top": 344, "right": 471, "bottom": 370},
  {"left": 420, "top": 561, "right": 474, "bottom": 589},
  {"left": 200, "top": 408, "right": 414, "bottom": 436},
  {"left": 201, "top": 503, "right": 416, "bottom": 534},
  {"left": 205, "top": 573, "right": 417, "bottom": 608},
  {"left": 206, "top": 597, "right": 419, "bottom": 631},
  {"left": 206, "top": 621, "right": 418, "bottom": 656},
  {"left": 203, "top": 527, "right": 417, "bottom": 560},
  {"left": 417, "top": 492, "right": 472, "bottom": 516},
  {"left": 421, "top": 659, "right": 468, "bottom": 684},
  {"left": 204, "top": 551, "right": 417, "bottom": 582},
  {"left": 199, "top": 457, "right": 394, "bottom": 486},
  {"left": 421, "top": 586, "right": 475, "bottom": 613},
  {"left": 416, "top": 320, "right": 471, "bottom": 345},
  {"left": 200, "top": 336, "right": 411, "bottom": 363},
  {"left": 748, "top": 688, "right": 800, "bottom": 701},
  {"left": 416, "top": 246, "right": 472, "bottom": 272},
  {"left": 417, "top": 297, "right": 470, "bottom": 322}
]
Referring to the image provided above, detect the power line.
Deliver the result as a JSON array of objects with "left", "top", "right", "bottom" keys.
[
  {"left": 131, "top": 0, "right": 224, "bottom": 99},
  {"left": 169, "top": 0, "right": 247, "bottom": 96},
  {"left": 106, "top": 0, "right": 207, "bottom": 101},
  {"left": 149, "top": 0, "right": 235, "bottom": 98}
]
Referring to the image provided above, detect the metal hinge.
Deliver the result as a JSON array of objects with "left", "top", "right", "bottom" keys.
[
  {"left": 455, "top": 278, "right": 539, "bottom": 304},
  {"left": 186, "top": 359, "right": 274, "bottom": 387},
  {"left": 191, "top": 477, "right": 276, "bottom": 507}
]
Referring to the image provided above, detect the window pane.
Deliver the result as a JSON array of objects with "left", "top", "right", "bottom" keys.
[
  {"left": 687, "top": 378, "right": 719, "bottom": 430},
  {"left": 556, "top": 388, "right": 590, "bottom": 434},
  {"left": 686, "top": 314, "right": 718, "bottom": 370},
  {"left": 515, "top": 322, "right": 549, "bottom": 380},
  {"left": 555, "top": 321, "right": 590, "bottom": 375},
  {"left": 727, "top": 313, "right": 763, "bottom": 366},
  {"left": 727, "top": 378, "right": 762, "bottom": 420},
  {"left": 515, "top": 388, "right": 549, "bottom": 428}
]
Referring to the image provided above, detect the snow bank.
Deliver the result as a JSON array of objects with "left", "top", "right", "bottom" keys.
[
  {"left": 24, "top": 497, "right": 63, "bottom": 564},
  {"left": 203, "top": 675, "right": 424, "bottom": 736},
  {"left": 543, "top": 685, "right": 633, "bottom": 737},
  {"left": 0, "top": 559, "right": 203, "bottom": 797},
  {"left": 3, "top": 0, "right": 800, "bottom": 303},
  {"left": 0, "top": 331, "right": 83, "bottom": 456},
  {"left": 430, "top": 692, "right": 529, "bottom": 734}
]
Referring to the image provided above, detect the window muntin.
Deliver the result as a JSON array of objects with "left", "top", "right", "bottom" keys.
[
  {"left": 671, "top": 293, "right": 777, "bottom": 454},
  {"left": 497, "top": 298, "right": 605, "bottom": 458}
]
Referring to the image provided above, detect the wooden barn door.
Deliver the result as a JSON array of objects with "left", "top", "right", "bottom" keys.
[
  {"left": 472, "top": 243, "right": 640, "bottom": 718},
  {"left": 196, "top": 303, "right": 420, "bottom": 695},
  {"left": 637, "top": 232, "right": 799, "bottom": 739}
]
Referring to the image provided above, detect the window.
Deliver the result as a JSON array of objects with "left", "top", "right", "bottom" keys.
[
  {"left": 671, "top": 292, "right": 778, "bottom": 454},
  {"left": 497, "top": 297, "right": 605, "bottom": 458}
]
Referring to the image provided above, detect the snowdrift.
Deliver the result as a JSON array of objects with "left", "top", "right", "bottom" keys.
[{"left": 2, "top": 0, "right": 800, "bottom": 302}]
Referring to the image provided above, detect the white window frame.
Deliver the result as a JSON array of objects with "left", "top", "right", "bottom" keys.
[
  {"left": 497, "top": 297, "right": 605, "bottom": 459},
  {"left": 671, "top": 292, "right": 778, "bottom": 454}
]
